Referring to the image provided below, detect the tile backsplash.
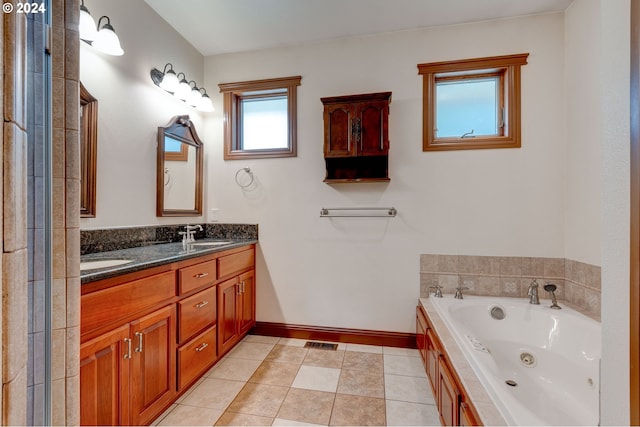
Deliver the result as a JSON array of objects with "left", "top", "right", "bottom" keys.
[
  {"left": 81, "top": 223, "right": 258, "bottom": 255},
  {"left": 420, "top": 254, "right": 601, "bottom": 321}
]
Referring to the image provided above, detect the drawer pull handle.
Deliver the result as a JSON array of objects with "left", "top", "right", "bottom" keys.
[
  {"left": 195, "top": 301, "right": 209, "bottom": 308},
  {"left": 124, "top": 338, "right": 132, "bottom": 359},
  {"left": 135, "top": 332, "right": 143, "bottom": 353},
  {"left": 195, "top": 342, "right": 209, "bottom": 352},
  {"left": 194, "top": 272, "right": 209, "bottom": 279}
]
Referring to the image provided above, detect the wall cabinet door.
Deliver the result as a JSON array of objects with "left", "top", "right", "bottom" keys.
[
  {"left": 217, "top": 277, "right": 239, "bottom": 356},
  {"left": 324, "top": 103, "right": 355, "bottom": 157},
  {"left": 80, "top": 324, "right": 131, "bottom": 426},
  {"left": 358, "top": 101, "right": 389, "bottom": 156},
  {"left": 238, "top": 270, "right": 255, "bottom": 336},
  {"left": 130, "top": 305, "right": 177, "bottom": 426}
]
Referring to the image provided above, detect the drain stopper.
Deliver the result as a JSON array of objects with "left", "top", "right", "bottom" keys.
[{"left": 505, "top": 379, "right": 518, "bottom": 387}]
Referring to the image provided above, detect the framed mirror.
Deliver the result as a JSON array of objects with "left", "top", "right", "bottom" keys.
[
  {"left": 156, "top": 115, "right": 203, "bottom": 216},
  {"left": 80, "top": 82, "right": 98, "bottom": 217}
]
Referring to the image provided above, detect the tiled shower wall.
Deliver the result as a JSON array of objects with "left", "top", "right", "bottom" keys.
[{"left": 420, "top": 254, "right": 601, "bottom": 320}]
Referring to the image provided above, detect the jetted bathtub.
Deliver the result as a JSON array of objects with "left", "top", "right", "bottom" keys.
[{"left": 427, "top": 295, "right": 600, "bottom": 426}]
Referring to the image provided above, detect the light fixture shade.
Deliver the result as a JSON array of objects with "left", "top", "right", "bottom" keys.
[
  {"left": 92, "top": 17, "right": 124, "bottom": 56},
  {"left": 186, "top": 87, "right": 202, "bottom": 107},
  {"left": 159, "top": 69, "right": 178, "bottom": 92},
  {"left": 79, "top": 4, "right": 97, "bottom": 41},
  {"left": 174, "top": 79, "right": 191, "bottom": 100},
  {"left": 198, "top": 93, "right": 214, "bottom": 112}
]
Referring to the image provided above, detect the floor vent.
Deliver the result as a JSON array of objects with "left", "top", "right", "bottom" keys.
[{"left": 304, "top": 341, "right": 338, "bottom": 351}]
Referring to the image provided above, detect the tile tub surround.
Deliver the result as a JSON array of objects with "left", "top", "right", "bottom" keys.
[
  {"left": 420, "top": 254, "right": 601, "bottom": 320},
  {"left": 151, "top": 335, "right": 442, "bottom": 426},
  {"left": 80, "top": 223, "right": 258, "bottom": 255}
]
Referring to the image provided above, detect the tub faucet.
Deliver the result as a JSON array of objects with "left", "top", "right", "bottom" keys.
[
  {"left": 429, "top": 285, "right": 443, "bottom": 298},
  {"left": 454, "top": 286, "right": 469, "bottom": 299},
  {"left": 528, "top": 279, "right": 540, "bottom": 305},
  {"left": 544, "top": 283, "right": 562, "bottom": 309}
]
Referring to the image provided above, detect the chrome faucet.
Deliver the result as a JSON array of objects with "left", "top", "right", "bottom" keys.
[
  {"left": 429, "top": 285, "right": 443, "bottom": 298},
  {"left": 179, "top": 224, "right": 203, "bottom": 244},
  {"left": 544, "top": 282, "right": 562, "bottom": 309},
  {"left": 454, "top": 286, "right": 469, "bottom": 299},
  {"left": 527, "top": 279, "right": 540, "bottom": 304}
]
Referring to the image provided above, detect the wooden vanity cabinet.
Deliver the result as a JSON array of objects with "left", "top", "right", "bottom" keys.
[
  {"left": 416, "top": 305, "right": 482, "bottom": 426},
  {"left": 321, "top": 92, "right": 391, "bottom": 183}
]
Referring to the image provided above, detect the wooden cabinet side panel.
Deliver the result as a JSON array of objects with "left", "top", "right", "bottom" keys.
[
  {"left": 80, "top": 324, "right": 130, "bottom": 426},
  {"left": 416, "top": 308, "right": 427, "bottom": 367},
  {"left": 130, "top": 305, "right": 177, "bottom": 426}
]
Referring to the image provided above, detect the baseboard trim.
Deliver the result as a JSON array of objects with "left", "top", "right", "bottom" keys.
[{"left": 250, "top": 322, "right": 417, "bottom": 349}]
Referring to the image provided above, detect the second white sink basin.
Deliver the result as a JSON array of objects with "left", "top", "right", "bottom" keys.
[
  {"left": 80, "top": 259, "right": 133, "bottom": 271},
  {"left": 191, "top": 241, "right": 233, "bottom": 247}
]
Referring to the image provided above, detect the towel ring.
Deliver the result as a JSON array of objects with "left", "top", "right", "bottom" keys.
[{"left": 235, "top": 167, "right": 254, "bottom": 188}]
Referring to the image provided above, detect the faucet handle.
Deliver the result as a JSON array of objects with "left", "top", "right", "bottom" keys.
[
  {"left": 454, "top": 286, "right": 469, "bottom": 299},
  {"left": 429, "top": 285, "right": 443, "bottom": 298}
]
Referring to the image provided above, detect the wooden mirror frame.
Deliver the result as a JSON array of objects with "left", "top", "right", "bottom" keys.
[
  {"left": 80, "top": 82, "right": 98, "bottom": 217},
  {"left": 156, "top": 115, "right": 204, "bottom": 217}
]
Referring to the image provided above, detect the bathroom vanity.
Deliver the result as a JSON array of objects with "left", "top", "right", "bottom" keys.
[{"left": 79, "top": 241, "right": 256, "bottom": 426}]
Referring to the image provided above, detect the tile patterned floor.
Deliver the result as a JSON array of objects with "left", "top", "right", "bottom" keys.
[{"left": 152, "top": 335, "right": 442, "bottom": 426}]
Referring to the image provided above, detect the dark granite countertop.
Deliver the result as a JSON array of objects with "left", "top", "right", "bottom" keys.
[{"left": 80, "top": 239, "right": 258, "bottom": 284}]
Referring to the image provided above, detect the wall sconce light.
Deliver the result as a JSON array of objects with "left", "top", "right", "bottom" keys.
[
  {"left": 78, "top": 1, "right": 124, "bottom": 56},
  {"left": 150, "top": 64, "right": 215, "bottom": 113}
]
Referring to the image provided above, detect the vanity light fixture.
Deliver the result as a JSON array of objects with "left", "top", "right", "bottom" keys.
[
  {"left": 78, "top": 2, "right": 124, "bottom": 56},
  {"left": 150, "top": 65, "right": 215, "bottom": 112}
]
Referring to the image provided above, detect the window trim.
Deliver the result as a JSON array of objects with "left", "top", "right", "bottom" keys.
[
  {"left": 418, "top": 54, "right": 528, "bottom": 151},
  {"left": 219, "top": 76, "right": 301, "bottom": 160}
]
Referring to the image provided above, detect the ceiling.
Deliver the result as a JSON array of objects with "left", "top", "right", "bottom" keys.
[{"left": 144, "top": 0, "right": 574, "bottom": 57}]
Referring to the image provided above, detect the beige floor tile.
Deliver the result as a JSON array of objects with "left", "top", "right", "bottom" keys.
[
  {"left": 244, "top": 335, "right": 281, "bottom": 344},
  {"left": 384, "top": 374, "right": 434, "bottom": 404},
  {"left": 151, "top": 403, "right": 177, "bottom": 425},
  {"left": 181, "top": 378, "right": 245, "bottom": 410},
  {"left": 249, "top": 361, "right": 301, "bottom": 387},
  {"left": 207, "top": 356, "right": 263, "bottom": 382},
  {"left": 276, "top": 388, "right": 335, "bottom": 425},
  {"left": 215, "top": 411, "right": 273, "bottom": 426},
  {"left": 291, "top": 365, "right": 341, "bottom": 392},
  {"left": 277, "top": 338, "right": 309, "bottom": 347},
  {"left": 342, "top": 351, "right": 383, "bottom": 374},
  {"left": 303, "top": 349, "right": 345, "bottom": 369},
  {"left": 228, "top": 342, "right": 276, "bottom": 361},
  {"left": 272, "top": 417, "right": 325, "bottom": 426},
  {"left": 329, "top": 394, "right": 386, "bottom": 426},
  {"left": 336, "top": 369, "right": 384, "bottom": 398},
  {"left": 158, "top": 404, "right": 223, "bottom": 426},
  {"left": 266, "top": 344, "right": 309, "bottom": 364},
  {"left": 175, "top": 377, "right": 205, "bottom": 403},
  {"left": 384, "top": 354, "right": 427, "bottom": 377},
  {"left": 386, "top": 400, "right": 441, "bottom": 426},
  {"left": 227, "top": 383, "right": 289, "bottom": 417},
  {"left": 383, "top": 346, "right": 421, "bottom": 358},
  {"left": 345, "top": 343, "right": 383, "bottom": 354}
]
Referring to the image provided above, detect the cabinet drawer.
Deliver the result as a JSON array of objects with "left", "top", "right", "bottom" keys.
[
  {"left": 178, "top": 286, "right": 216, "bottom": 343},
  {"left": 81, "top": 271, "right": 175, "bottom": 336},
  {"left": 217, "top": 249, "right": 254, "bottom": 279},
  {"left": 178, "top": 260, "right": 217, "bottom": 294},
  {"left": 177, "top": 326, "right": 217, "bottom": 390}
]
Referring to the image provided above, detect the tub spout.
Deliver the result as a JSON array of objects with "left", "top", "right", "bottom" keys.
[
  {"left": 544, "top": 282, "right": 562, "bottom": 309},
  {"left": 528, "top": 279, "right": 540, "bottom": 304}
]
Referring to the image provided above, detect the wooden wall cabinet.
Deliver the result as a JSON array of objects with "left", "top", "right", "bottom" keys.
[
  {"left": 321, "top": 92, "right": 391, "bottom": 183},
  {"left": 81, "top": 244, "right": 256, "bottom": 426},
  {"left": 416, "top": 305, "right": 481, "bottom": 426}
]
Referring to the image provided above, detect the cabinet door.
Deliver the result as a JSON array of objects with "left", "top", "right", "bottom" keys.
[
  {"left": 438, "top": 357, "right": 460, "bottom": 426},
  {"left": 238, "top": 270, "right": 255, "bottom": 336},
  {"left": 324, "top": 103, "right": 355, "bottom": 157},
  {"left": 130, "top": 305, "right": 176, "bottom": 426},
  {"left": 425, "top": 328, "right": 439, "bottom": 397},
  {"left": 80, "top": 324, "right": 131, "bottom": 426},
  {"left": 358, "top": 101, "right": 389, "bottom": 156},
  {"left": 416, "top": 307, "right": 427, "bottom": 367},
  {"left": 217, "top": 278, "right": 239, "bottom": 356},
  {"left": 460, "top": 401, "right": 481, "bottom": 426}
]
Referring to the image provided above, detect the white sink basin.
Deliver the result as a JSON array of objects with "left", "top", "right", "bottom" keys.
[
  {"left": 191, "top": 241, "right": 233, "bottom": 247},
  {"left": 80, "top": 259, "right": 133, "bottom": 271}
]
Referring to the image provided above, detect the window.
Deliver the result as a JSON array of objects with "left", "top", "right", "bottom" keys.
[
  {"left": 418, "top": 54, "right": 528, "bottom": 151},
  {"left": 219, "top": 76, "right": 301, "bottom": 159}
]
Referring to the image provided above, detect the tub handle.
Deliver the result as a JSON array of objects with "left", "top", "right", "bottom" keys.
[
  {"left": 429, "top": 285, "right": 443, "bottom": 298},
  {"left": 454, "top": 286, "right": 469, "bottom": 299}
]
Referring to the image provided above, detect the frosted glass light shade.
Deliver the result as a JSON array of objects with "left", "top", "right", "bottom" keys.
[
  {"left": 159, "top": 70, "right": 178, "bottom": 92},
  {"left": 198, "top": 94, "right": 214, "bottom": 112},
  {"left": 79, "top": 6, "right": 97, "bottom": 41},
  {"left": 186, "top": 88, "right": 202, "bottom": 107},
  {"left": 174, "top": 79, "right": 191, "bottom": 100},
  {"left": 92, "top": 20, "right": 124, "bottom": 56}
]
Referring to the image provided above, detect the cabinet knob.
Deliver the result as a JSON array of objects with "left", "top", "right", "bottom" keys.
[{"left": 195, "top": 342, "right": 209, "bottom": 352}]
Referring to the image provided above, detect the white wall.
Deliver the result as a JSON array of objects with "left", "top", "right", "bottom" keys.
[
  {"left": 203, "top": 13, "right": 567, "bottom": 333},
  {"left": 79, "top": 0, "right": 205, "bottom": 228}
]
